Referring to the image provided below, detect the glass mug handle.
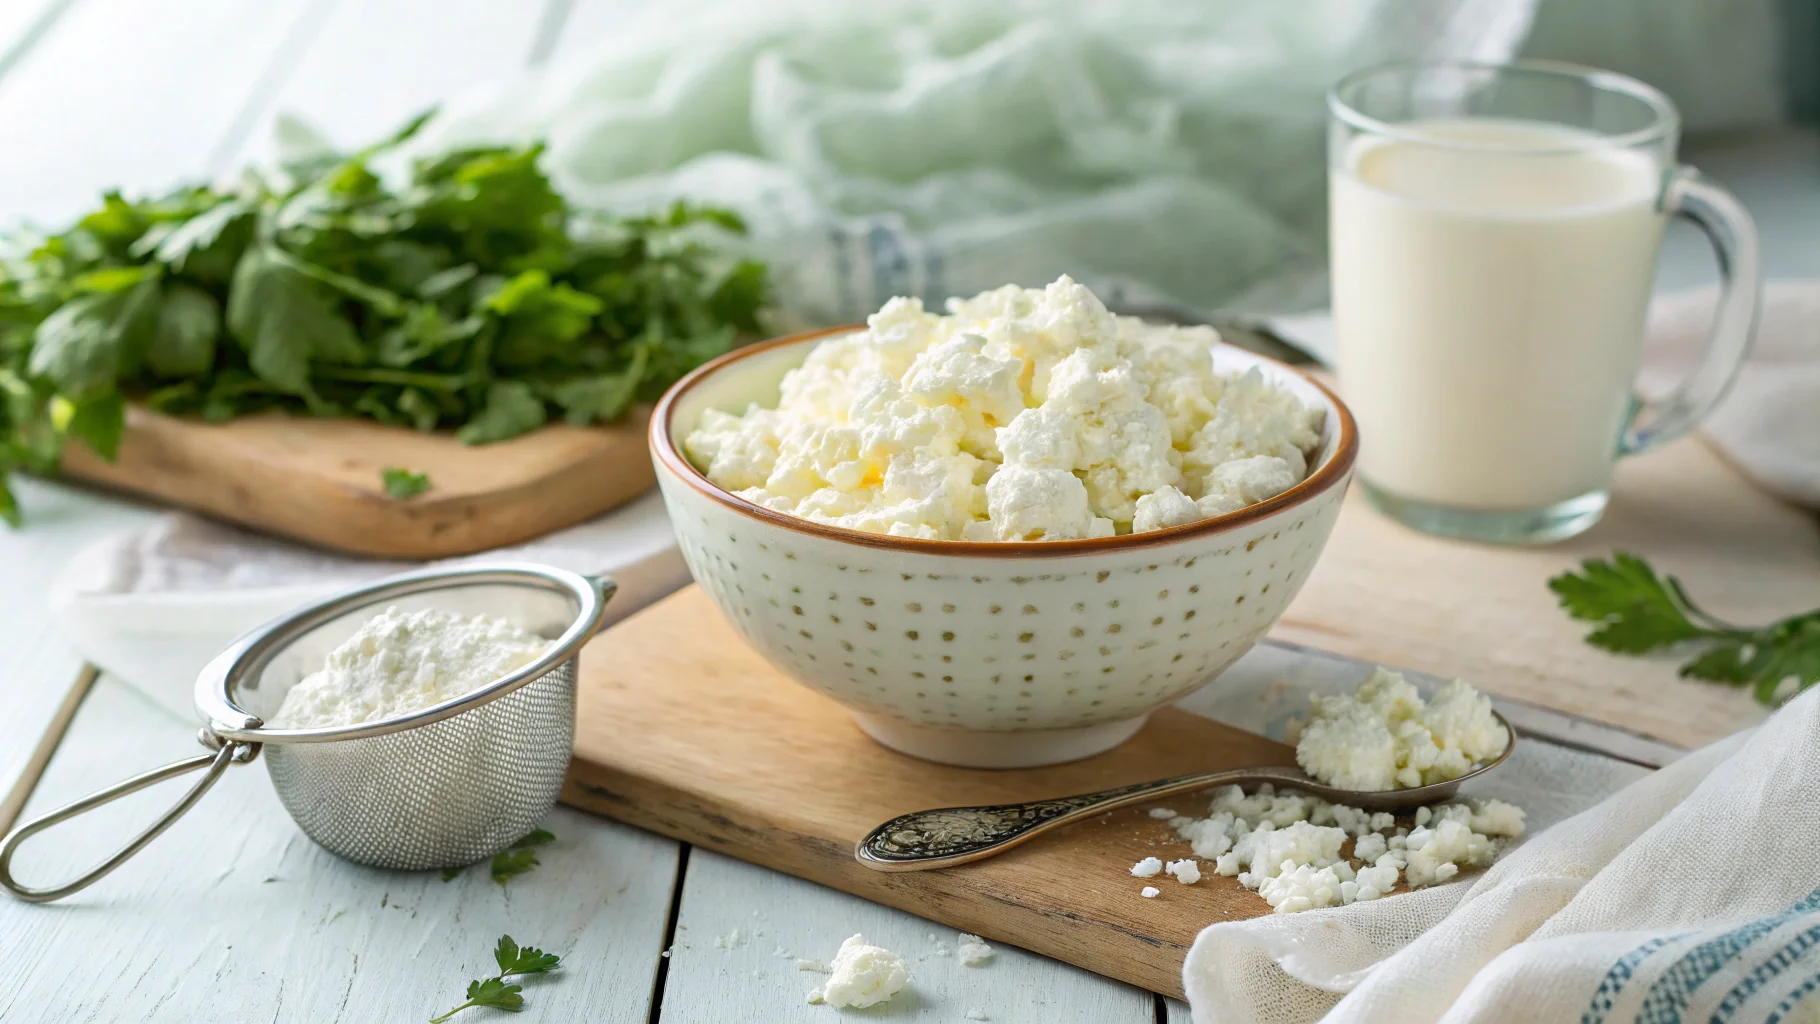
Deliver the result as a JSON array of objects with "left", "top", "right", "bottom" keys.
[{"left": 1620, "top": 168, "right": 1762, "bottom": 455}]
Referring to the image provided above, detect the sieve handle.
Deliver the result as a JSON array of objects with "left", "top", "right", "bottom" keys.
[{"left": 0, "top": 739, "right": 258, "bottom": 903}]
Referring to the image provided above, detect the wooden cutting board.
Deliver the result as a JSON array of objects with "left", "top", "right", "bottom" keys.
[
  {"left": 562, "top": 586, "right": 1294, "bottom": 1000},
  {"left": 59, "top": 403, "right": 655, "bottom": 558}
]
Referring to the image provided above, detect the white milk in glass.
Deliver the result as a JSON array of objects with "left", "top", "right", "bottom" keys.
[{"left": 1331, "top": 118, "right": 1667, "bottom": 510}]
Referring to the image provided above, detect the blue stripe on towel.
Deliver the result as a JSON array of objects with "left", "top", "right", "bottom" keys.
[
  {"left": 1584, "top": 936, "right": 1684, "bottom": 1024},
  {"left": 1765, "top": 969, "right": 1820, "bottom": 1024},
  {"left": 1709, "top": 915, "right": 1820, "bottom": 1022},
  {"left": 1631, "top": 887, "right": 1820, "bottom": 1024}
]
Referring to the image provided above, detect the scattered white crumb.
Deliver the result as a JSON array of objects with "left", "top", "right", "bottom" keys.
[
  {"left": 1130, "top": 856, "right": 1164, "bottom": 878},
  {"left": 1141, "top": 886, "right": 1160, "bottom": 898},
  {"left": 966, "top": 1010, "right": 990, "bottom": 1021},
  {"left": 957, "top": 933, "right": 994, "bottom": 966},
  {"left": 1147, "top": 808, "right": 1178, "bottom": 819},
  {"left": 806, "top": 987, "right": 825, "bottom": 1005},
  {"left": 819, "top": 934, "right": 910, "bottom": 1008},
  {"left": 1137, "top": 782, "right": 1526, "bottom": 914},
  {"left": 713, "top": 927, "right": 746, "bottom": 950},
  {"left": 661, "top": 949, "right": 672, "bottom": 958},
  {"left": 1164, "top": 858, "right": 1202, "bottom": 885},
  {"left": 797, "top": 958, "right": 827, "bottom": 972}
]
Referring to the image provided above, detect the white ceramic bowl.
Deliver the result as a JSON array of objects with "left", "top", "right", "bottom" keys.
[{"left": 650, "top": 327, "right": 1358, "bottom": 768}]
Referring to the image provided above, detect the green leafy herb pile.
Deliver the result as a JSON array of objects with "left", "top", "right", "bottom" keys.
[
  {"left": 1550, "top": 552, "right": 1820, "bottom": 706},
  {"left": 431, "top": 935, "right": 562, "bottom": 1021},
  {"left": 0, "top": 110, "right": 766, "bottom": 524}
]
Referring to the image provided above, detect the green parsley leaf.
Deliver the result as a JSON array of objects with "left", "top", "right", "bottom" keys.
[
  {"left": 429, "top": 977, "right": 523, "bottom": 1022},
  {"left": 380, "top": 466, "right": 430, "bottom": 500},
  {"left": 512, "top": 828, "right": 554, "bottom": 849},
  {"left": 62, "top": 392, "right": 126, "bottom": 461},
  {"left": 440, "top": 865, "right": 463, "bottom": 882},
  {"left": 147, "top": 283, "right": 221, "bottom": 377},
  {"left": 1550, "top": 552, "right": 1820, "bottom": 706},
  {"left": 489, "top": 848, "right": 539, "bottom": 887},
  {"left": 226, "top": 244, "right": 366, "bottom": 395},
  {"left": 457, "top": 380, "right": 545, "bottom": 445},
  {"left": 495, "top": 935, "right": 562, "bottom": 977}
]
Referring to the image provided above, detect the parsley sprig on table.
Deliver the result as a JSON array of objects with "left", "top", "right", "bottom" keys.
[
  {"left": 430, "top": 935, "right": 562, "bottom": 1021},
  {"left": 440, "top": 828, "right": 555, "bottom": 885},
  {"left": 1550, "top": 552, "right": 1820, "bottom": 706},
  {"left": 0, "top": 109, "right": 766, "bottom": 525}
]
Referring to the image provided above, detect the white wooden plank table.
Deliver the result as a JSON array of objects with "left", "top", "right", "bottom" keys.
[{"left": 0, "top": 2, "right": 1814, "bottom": 1021}]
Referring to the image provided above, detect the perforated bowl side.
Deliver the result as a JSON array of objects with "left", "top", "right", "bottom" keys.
[{"left": 263, "top": 660, "right": 577, "bottom": 870}]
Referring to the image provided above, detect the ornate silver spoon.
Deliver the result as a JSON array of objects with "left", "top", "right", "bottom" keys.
[{"left": 854, "top": 712, "right": 1515, "bottom": 871}]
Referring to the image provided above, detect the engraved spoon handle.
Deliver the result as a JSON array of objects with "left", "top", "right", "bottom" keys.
[{"left": 854, "top": 766, "right": 1309, "bottom": 872}]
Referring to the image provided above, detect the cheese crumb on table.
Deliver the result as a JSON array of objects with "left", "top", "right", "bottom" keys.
[
  {"left": 816, "top": 934, "right": 910, "bottom": 1009},
  {"left": 956, "top": 933, "right": 994, "bottom": 966},
  {"left": 1294, "top": 668, "right": 1510, "bottom": 790},
  {"left": 271, "top": 605, "right": 552, "bottom": 729},
  {"left": 966, "top": 1010, "right": 990, "bottom": 1021},
  {"left": 684, "top": 275, "right": 1324, "bottom": 541},
  {"left": 1130, "top": 856, "right": 1164, "bottom": 878},
  {"left": 1145, "top": 783, "right": 1526, "bottom": 914},
  {"left": 1140, "top": 886, "right": 1161, "bottom": 898},
  {"left": 1147, "top": 807, "right": 1179, "bottom": 819}
]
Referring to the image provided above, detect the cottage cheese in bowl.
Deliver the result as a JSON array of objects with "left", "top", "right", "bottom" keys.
[
  {"left": 683, "top": 276, "right": 1324, "bottom": 541},
  {"left": 652, "top": 277, "right": 1357, "bottom": 767}
]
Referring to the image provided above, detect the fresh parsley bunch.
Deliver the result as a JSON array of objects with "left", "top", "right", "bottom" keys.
[
  {"left": 1550, "top": 552, "right": 1820, "bottom": 706},
  {"left": 0, "top": 110, "right": 767, "bottom": 524}
]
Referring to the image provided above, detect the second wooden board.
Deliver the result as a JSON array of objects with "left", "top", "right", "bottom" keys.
[
  {"left": 562, "top": 586, "right": 1294, "bottom": 999},
  {"left": 60, "top": 403, "right": 655, "bottom": 558}
]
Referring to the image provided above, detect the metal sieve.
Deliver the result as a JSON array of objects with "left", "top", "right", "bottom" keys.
[{"left": 0, "top": 563, "right": 615, "bottom": 903}]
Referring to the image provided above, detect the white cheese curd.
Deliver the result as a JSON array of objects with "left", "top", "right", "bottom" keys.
[
  {"left": 270, "top": 605, "right": 553, "bottom": 729},
  {"left": 1130, "top": 856, "right": 1164, "bottom": 878},
  {"left": 683, "top": 276, "right": 1324, "bottom": 540},
  {"left": 1153, "top": 782, "right": 1524, "bottom": 914},
  {"left": 956, "top": 933, "right": 994, "bottom": 966},
  {"left": 1147, "top": 807, "right": 1179, "bottom": 819},
  {"left": 1294, "top": 668, "right": 1510, "bottom": 791},
  {"left": 818, "top": 934, "right": 910, "bottom": 1009},
  {"left": 1164, "top": 858, "right": 1202, "bottom": 885},
  {"left": 1140, "top": 886, "right": 1161, "bottom": 898}
]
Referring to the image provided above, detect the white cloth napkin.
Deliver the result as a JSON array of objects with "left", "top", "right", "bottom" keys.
[
  {"left": 49, "top": 490, "right": 690, "bottom": 720},
  {"left": 1637, "top": 281, "right": 1820, "bottom": 509},
  {"left": 1183, "top": 685, "right": 1820, "bottom": 1023}
]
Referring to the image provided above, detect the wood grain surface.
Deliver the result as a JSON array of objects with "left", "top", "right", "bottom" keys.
[
  {"left": 564, "top": 586, "right": 1296, "bottom": 1000},
  {"left": 60, "top": 402, "right": 656, "bottom": 558}
]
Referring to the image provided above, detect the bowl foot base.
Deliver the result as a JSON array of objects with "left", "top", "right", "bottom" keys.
[{"left": 850, "top": 713, "right": 1148, "bottom": 769}]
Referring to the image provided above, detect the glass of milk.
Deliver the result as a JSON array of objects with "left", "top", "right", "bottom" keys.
[{"left": 1328, "top": 61, "right": 1760, "bottom": 543}]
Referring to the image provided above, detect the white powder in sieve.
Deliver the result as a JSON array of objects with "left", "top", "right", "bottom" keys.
[{"left": 269, "top": 605, "right": 553, "bottom": 729}]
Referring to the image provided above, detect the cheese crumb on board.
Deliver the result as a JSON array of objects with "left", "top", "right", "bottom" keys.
[
  {"left": 271, "top": 605, "right": 552, "bottom": 729},
  {"left": 1147, "top": 807, "right": 1179, "bottom": 819},
  {"left": 1294, "top": 668, "right": 1510, "bottom": 791},
  {"left": 956, "top": 933, "right": 994, "bottom": 966},
  {"left": 1164, "top": 859, "right": 1202, "bottom": 885},
  {"left": 1140, "top": 886, "right": 1161, "bottom": 898},
  {"left": 966, "top": 1010, "right": 991, "bottom": 1021},
  {"left": 1130, "top": 856, "right": 1164, "bottom": 878},
  {"left": 684, "top": 275, "right": 1323, "bottom": 541},
  {"left": 817, "top": 934, "right": 910, "bottom": 1008},
  {"left": 1148, "top": 783, "right": 1526, "bottom": 914}
]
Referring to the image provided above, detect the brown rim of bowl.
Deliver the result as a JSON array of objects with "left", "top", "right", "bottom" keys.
[{"left": 650, "top": 325, "right": 1358, "bottom": 558}]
